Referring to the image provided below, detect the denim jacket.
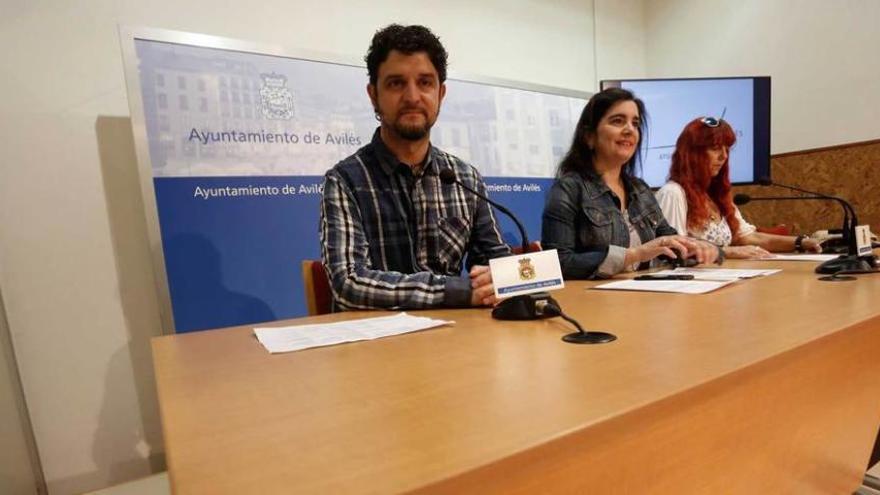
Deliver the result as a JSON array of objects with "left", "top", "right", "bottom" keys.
[{"left": 542, "top": 171, "right": 677, "bottom": 279}]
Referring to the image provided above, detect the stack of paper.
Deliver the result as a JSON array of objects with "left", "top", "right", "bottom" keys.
[
  {"left": 593, "top": 267, "right": 780, "bottom": 294},
  {"left": 594, "top": 279, "right": 735, "bottom": 294},
  {"left": 254, "top": 312, "right": 453, "bottom": 354}
]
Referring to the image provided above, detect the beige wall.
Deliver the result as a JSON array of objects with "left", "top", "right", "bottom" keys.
[
  {"left": 0, "top": 1, "right": 599, "bottom": 493},
  {"left": 644, "top": 0, "right": 880, "bottom": 153},
  {"left": 0, "top": 289, "right": 41, "bottom": 495},
  {"left": 595, "top": 0, "right": 647, "bottom": 82}
]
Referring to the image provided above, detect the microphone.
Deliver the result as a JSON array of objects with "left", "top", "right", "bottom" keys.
[
  {"left": 757, "top": 177, "right": 858, "bottom": 234},
  {"left": 439, "top": 168, "right": 530, "bottom": 254},
  {"left": 733, "top": 193, "right": 825, "bottom": 206},
  {"left": 439, "top": 168, "right": 615, "bottom": 344},
  {"left": 743, "top": 179, "right": 877, "bottom": 275}
]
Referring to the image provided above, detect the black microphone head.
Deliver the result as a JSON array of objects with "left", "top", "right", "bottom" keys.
[
  {"left": 757, "top": 177, "right": 772, "bottom": 186},
  {"left": 439, "top": 168, "right": 457, "bottom": 185},
  {"left": 733, "top": 193, "right": 751, "bottom": 205}
]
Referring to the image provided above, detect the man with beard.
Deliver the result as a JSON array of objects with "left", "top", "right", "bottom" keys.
[{"left": 320, "top": 24, "right": 510, "bottom": 310}]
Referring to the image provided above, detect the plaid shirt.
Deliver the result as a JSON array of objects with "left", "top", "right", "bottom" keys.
[{"left": 320, "top": 129, "right": 510, "bottom": 310}]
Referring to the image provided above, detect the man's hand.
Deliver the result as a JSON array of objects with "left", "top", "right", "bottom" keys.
[{"left": 469, "top": 265, "right": 497, "bottom": 307}]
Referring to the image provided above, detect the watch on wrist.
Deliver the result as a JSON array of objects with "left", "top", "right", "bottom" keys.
[{"left": 795, "top": 234, "right": 807, "bottom": 253}]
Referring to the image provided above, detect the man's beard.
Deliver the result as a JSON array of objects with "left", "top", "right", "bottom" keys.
[
  {"left": 380, "top": 109, "right": 435, "bottom": 141},
  {"left": 393, "top": 119, "right": 431, "bottom": 141}
]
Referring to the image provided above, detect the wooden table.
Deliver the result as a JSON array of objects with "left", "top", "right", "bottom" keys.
[{"left": 152, "top": 260, "right": 880, "bottom": 494}]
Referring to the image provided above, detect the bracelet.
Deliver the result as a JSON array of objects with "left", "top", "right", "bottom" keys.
[{"left": 794, "top": 234, "right": 807, "bottom": 253}]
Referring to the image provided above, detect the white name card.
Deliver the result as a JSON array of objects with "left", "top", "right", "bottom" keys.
[
  {"left": 489, "top": 249, "right": 564, "bottom": 299},
  {"left": 855, "top": 225, "right": 873, "bottom": 256}
]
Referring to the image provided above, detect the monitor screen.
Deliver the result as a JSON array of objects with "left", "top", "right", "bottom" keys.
[{"left": 601, "top": 76, "right": 771, "bottom": 187}]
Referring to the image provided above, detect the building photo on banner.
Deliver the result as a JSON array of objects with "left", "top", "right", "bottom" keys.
[{"left": 120, "top": 27, "right": 587, "bottom": 333}]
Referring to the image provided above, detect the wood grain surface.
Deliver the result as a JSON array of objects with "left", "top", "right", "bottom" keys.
[{"left": 152, "top": 260, "right": 880, "bottom": 494}]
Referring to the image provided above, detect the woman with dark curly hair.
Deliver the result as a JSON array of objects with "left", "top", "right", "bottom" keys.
[{"left": 656, "top": 117, "right": 822, "bottom": 258}]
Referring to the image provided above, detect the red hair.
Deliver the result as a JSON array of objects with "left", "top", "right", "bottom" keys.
[{"left": 668, "top": 118, "right": 740, "bottom": 238}]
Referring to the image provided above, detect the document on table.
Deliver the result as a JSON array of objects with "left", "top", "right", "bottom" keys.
[
  {"left": 757, "top": 254, "right": 839, "bottom": 262},
  {"left": 593, "top": 279, "right": 736, "bottom": 294},
  {"left": 652, "top": 267, "right": 781, "bottom": 280},
  {"left": 253, "top": 312, "right": 454, "bottom": 354},
  {"left": 592, "top": 267, "right": 778, "bottom": 294}
]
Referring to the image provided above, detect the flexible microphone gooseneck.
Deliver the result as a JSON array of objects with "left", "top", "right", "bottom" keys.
[
  {"left": 438, "top": 168, "right": 529, "bottom": 254},
  {"left": 758, "top": 177, "right": 858, "bottom": 221},
  {"left": 756, "top": 178, "right": 859, "bottom": 249},
  {"left": 736, "top": 182, "right": 877, "bottom": 275},
  {"left": 438, "top": 168, "right": 616, "bottom": 344},
  {"left": 733, "top": 193, "right": 825, "bottom": 206}
]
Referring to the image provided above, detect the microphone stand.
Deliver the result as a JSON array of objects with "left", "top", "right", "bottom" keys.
[
  {"left": 439, "top": 169, "right": 615, "bottom": 344},
  {"left": 754, "top": 180, "right": 877, "bottom": 275}
]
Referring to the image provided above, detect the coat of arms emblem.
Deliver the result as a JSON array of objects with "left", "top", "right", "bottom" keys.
[
  {"left": 518, "top": 258, "right": 536, "bottom": 280},
  {"left": 259, "top": 73, "right": 294, "bottom": 120}
]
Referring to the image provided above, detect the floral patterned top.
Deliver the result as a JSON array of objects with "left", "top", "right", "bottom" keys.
[{"left": 655, "top": 181, "right": 756, "bottom": 246}]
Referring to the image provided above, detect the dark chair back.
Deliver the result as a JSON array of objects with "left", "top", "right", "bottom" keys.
[{"left": 301, "top": 260, "right": 332, "bottom": 315}]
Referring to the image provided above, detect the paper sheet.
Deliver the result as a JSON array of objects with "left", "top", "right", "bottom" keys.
[
  {"left": 253, "top": 312, "right": 454, "bottom": 354},
  {"left": 593, "top": 279, "right": 735, "bottom": 294},
  {"left": 757, "top": 254, "right": 839, "bottom": 262}
]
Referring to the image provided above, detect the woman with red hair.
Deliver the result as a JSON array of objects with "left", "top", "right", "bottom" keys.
[{"left": 656, "top": 117, "right": 822, "bottom": 258}]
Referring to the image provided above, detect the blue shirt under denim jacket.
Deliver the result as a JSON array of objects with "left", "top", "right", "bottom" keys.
[
  {"left": 542, "top": 171, "right": 677, "bottom": 279},
  {"left": 320, "top": 129, "right": 510, "bottom": 310}
]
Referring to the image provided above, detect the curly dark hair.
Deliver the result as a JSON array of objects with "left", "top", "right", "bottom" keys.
[{"left": 365, "top": 24, "right": 448, "bottom": 86}]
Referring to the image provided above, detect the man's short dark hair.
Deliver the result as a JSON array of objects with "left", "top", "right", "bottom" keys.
[{"left": 365, "top": 24, "right": 448, "bottom": 86}]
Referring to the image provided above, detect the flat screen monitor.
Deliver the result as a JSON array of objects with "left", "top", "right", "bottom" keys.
[{"left": 601, "top": 76, "right": 771, "bottom": 187}]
